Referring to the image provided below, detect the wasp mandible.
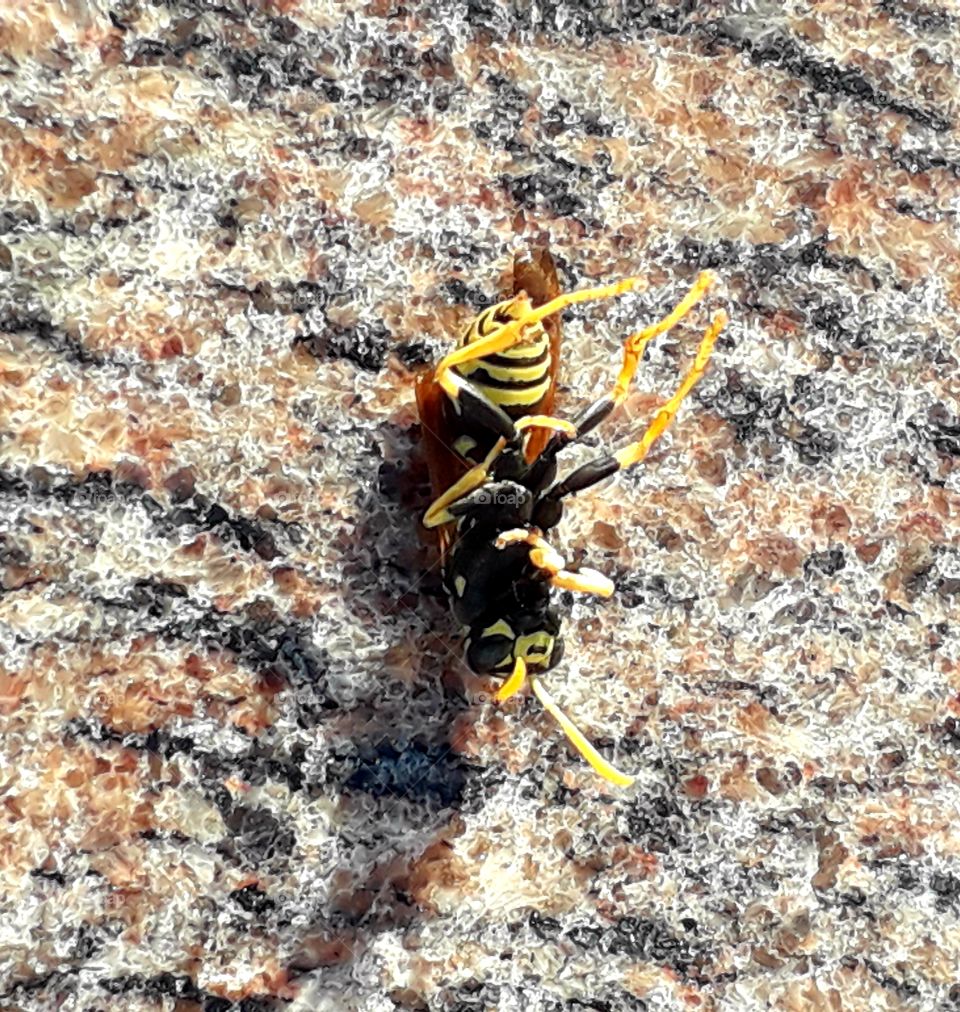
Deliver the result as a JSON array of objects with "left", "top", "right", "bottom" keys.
[{"left": 416, "top": 248, "right": 726, "bottom": 786}]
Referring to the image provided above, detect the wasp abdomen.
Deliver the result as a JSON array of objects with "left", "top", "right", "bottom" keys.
[{"left": 455, "top": 302, "right": 553, "bottom": 415}]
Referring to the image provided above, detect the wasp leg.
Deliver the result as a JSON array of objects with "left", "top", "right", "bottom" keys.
[
  {"left": 529, "top": 676, "right": 634, "bottom": 787},
  {"left": 614, "top": 308, "right": 727, "bottom": 469},
  {"left": 610, "top": 270, "right": 718, "bottom": 409},
  {"left": 494, "top": 655, "right": 527, "bottom": 703},
  {"left": 550, "top": 567, "right": 615, "bottom": 597},
  {"left": 435, "top": 275, "right": 646, "bottom": 390},
  {"left": 434, "top": 278, "right": 647, "bottom": 459},
  {"left": 541, "top": 309, "right": 727, "bottom": 504},
  {"left": 572, "top": 271, "right": 719, "bottom": 438},
  {"left": 424, "top": 437, "right": 507, "bottom": 528},
  {"left": 525, "top": 272, "right": 720, "bottom": 499},
  {"left": 521, "top": 273, "right": 646, "bottom": 330},
  {"left": 495, "top": 529, "right": 615, "bottom": 598},
  {"left": 435, "top": 367, "right": 520, "bottom": 446},
  {"left": 515, "top": 415, "right": 577, "bottom": 439},
  {"left": 496, "top": 528, "right": 565, "bottom": 572},
  {"left": 433, "top": 375, "right": 575, "bottom": 465},
  {"left": 512, "top": 414, "right": 578, "bottom": 465}
]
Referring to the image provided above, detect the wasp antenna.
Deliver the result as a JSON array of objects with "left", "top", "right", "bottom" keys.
[
  {"left": 529, "top": 676, "right": 635, "bottom": 788},
  {"left": 494, "top": 655, "right": 527, "bottom": 703}
]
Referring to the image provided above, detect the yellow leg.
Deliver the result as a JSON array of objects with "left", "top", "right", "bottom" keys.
[
  {"left": 494, "top": 655, "right": 527, "bottom": 703},
  {"left": 495, "top": 528, "right": 543, "bottom": 549},
  {"left": 522, "top": 273, "right": 646, "bottom": 330},
  {"left": 515, "top": 415, "right": 577, "bottom": 439},
  {"left": 436, "top": 308, "right": 530, "bottom": 393},
  {"left": 550, "top": 568, "right": 615, "bottom": 597},
  {"left": 496, "top": 528, "right": 565, "bottom": 572},
  {"left": 495, "top": 530, "right": 615, "bottom": 597},
  {"left": 435, "top": 275, "right": 646, "bottom": 388},
  {"left": 614, "top": 309, "right": 727, "bottom": 471},
  {"left": 530, "top": 676, "right": 634, "bottom": 788},
  {"left": 424, "top": 437, "right": 506, "bottom": 528},
  {"left": 612, "top": 270, "right": 717, "bottom": 406}
]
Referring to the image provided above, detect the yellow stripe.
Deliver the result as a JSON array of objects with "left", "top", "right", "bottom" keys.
[
  {"left": 460, "top": 301, "right": 519, "bottom": 346},
  {"left": 460, "top": 316, "right": 547, "bottom": 354},
  {"left": 479, "top": 376, "right": 552, "bottom": 407},
  {"left": 481, "top": 619, "right": 514, "bottom": 639},
  {"left": 516, "top": 632, "right": 553, "bottom": 661},
  {"left": 459, "top": 356, "right": 550, "bottom": 383},
  {"left": 453, "top": 435, "right": 477, "bottom": 457}
]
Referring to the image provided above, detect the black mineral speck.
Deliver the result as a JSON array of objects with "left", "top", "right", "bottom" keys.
[
  {"left": 712, "top": 25, "right": 949, "bottom": 132},
  {"left": 394, "top": 340, "right": 435, "bottom": 368},
  {"left": 931, "top": 871, "right": 960, "bottom": 908},
  {"left": 529, "top": 911, "right": 562, "bottom": 940},
  {"left": 503, "top": 171, "right": 585, "bottom": 218},
  {"left": 100, "top": 974, "right": 203, "bottom": 1002},
  {"left": 459, "top": 765, "right": 508, "bottom": 815},
  {"left": 699, "top": 368, "right": 839, "bottom": 465},
  {"left": 204, "top": 503, "right": 230, "bottom": 526},
  {"left": 300, "top": 320, "right": 391, "bottom": 373},
  {"left": 73, "top": 925, "right": 100, "bottom": 959},
  {"left": 203, "top": 999, "right": 232, "bottom": 1012},
  {"left": 565, "top": 923, "right": 604, "bottom": 949},
  {"left": 239, "top": 999, "right": 275, "bottom": 1012},
  {"left": 804, "top": 548, "right": 846, "bottom": 577},
  {"left": 624, "top": 791, "right": 684, "bottom": 851},
  {"left": 925, "top": 404, "right": 960, "bottom": 456},
  {"left": 444, "top": 278, "right": 490, "bottom": 311},
  {"left": 230, "top": 884, "right": 275, "bottom": 914},
  {"left": 604, "top": 915, "right": 695, "bottom": 972},
  {"left": 446, "top": 978, "right": 502, "bottom": 1009},
  {"left": 224, "top": 806, "right": 296, "bottom": 862}
]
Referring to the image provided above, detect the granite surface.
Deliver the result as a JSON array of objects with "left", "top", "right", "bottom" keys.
[{"left": 2, "top": 2, "right": 960, "bottom": 1010}]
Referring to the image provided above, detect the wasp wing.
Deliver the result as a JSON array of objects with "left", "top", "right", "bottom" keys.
[
  {"left": 415, "top": 367, "right": 464, "bottom": 559},
  {"left": 416, "top": 245, "right": 563, "bottom": 554}
]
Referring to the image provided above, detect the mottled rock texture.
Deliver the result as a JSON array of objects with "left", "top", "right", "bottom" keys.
[{"left": 2, "top": 1, "right": 960, "bottom": 1010}]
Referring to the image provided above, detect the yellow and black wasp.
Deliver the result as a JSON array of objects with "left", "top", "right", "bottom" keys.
[{"left": 416, "top": 247, "right": 726, "bottom": 786}]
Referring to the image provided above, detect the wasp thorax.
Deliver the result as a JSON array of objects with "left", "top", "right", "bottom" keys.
[{"left": 447, "top": 480, "right": 532, "bottom": 523}]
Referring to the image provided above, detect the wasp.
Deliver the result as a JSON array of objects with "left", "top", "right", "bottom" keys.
[{"left": 416, "top": 248, "right": 726, "bottom": 787}]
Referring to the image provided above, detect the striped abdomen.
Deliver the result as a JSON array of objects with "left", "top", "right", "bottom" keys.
[{"left": 454, "top": 300, "right": 552, "bottom": 418}]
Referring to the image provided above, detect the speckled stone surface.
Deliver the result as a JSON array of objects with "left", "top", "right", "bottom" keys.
[{"left": 2, "top": 2, "right": 960, "bottom": 1011}]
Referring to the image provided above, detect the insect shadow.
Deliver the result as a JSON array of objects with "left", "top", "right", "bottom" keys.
[{"left": 288, "top": 412, "right": 489, "bottom": 992}]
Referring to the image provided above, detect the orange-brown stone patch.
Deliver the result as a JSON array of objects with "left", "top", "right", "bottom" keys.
[
  {"left": 0, "top": 121, "right": 96, "bottom": 210},
  {"left": 5, "top": 639, "right": 277, "bottom": 735},
  {"left": 1, "top": 741, "right": 153, "bottom": 879}
]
